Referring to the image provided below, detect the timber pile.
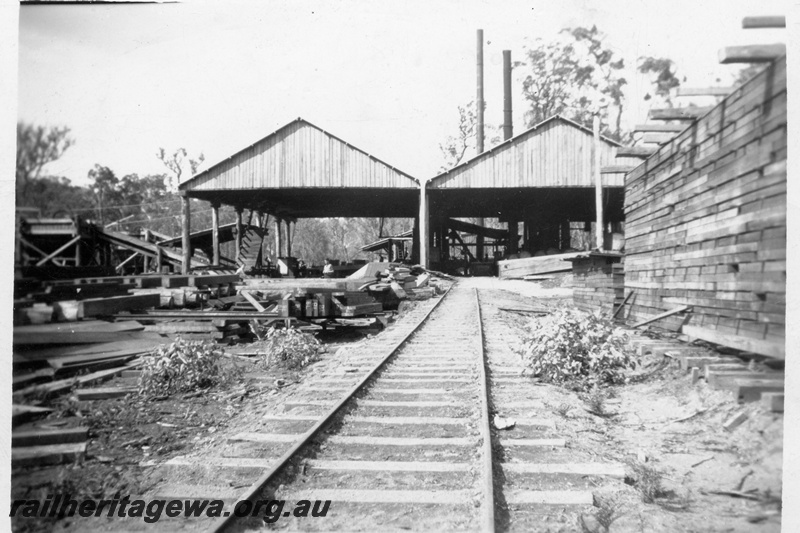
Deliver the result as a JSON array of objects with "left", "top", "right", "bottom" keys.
[
  {"left": 359, "top": 265, "right": 436, "bottom": 300},
  {"left": 569, "top": 253, "right": 623, "bottom": 314},
  {"left": 624, "top": 56, "right": 786, "bottom": 359},
  {"left": 13, "top": 273, "right": 240, "bottom": 325},
  {"left": 497, "top": 252, "right": 582, "bottom": 280},
  {"left": 626, "top": 334, "right": 784, "bottom": 410}
]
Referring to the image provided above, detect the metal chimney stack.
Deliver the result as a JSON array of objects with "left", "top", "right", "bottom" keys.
[
  {"left": 476, "top": 30, "right": 485, "bottom": 154},
  {"left": 503, "top": 50, "right": 513, "bottom": 141}
]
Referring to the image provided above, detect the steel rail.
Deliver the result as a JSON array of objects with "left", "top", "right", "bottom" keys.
[
  {"left": 208, "top": 285, "right": 453, "bottom": 533},
  {"left": 474, "top": 288, "right": 496, "bottom": 532}
]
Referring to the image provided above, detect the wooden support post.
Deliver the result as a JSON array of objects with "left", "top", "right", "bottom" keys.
[
  {"left": 142, "top": 229, "right": 151, "bottom": 272},
  {"left": 418, "top": 181, "right": 429, "bottom": 268},
  {"left": 593, "top": 115, "right": 603, "bottom": 251},
  {"left": 274, "top": 217, "right": 283, "bottom": 262},
  {"left": 156, "top": 245, "right": 163, "bottom": 273},
  {"left": 235, "top": 208, "right": 243, "bottom": 265},
  {"left": 285, "top": 220, "right": 292, "bottom": 258},
  {"left": 560, "top": 220, "right": 570, "bottom": 250},
  {"left": 181, "top": 194, "right": 191, "bottom": 275},
  {"left": 476, "top": 235, "right": 485, "bottom": 261},
  {"left": 211, "top": 202, "right": 220, "bottom": 266},
  {"left": 507, "top": 220, "right": 518, "bottom": 254}
]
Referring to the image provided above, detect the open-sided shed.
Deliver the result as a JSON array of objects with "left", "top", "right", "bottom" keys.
[
  {"left": 177, "top": 118, "right": 420, "bottom": 272},
  {"left": 421, "top": 116, "right": 641, "bottom": 267}
]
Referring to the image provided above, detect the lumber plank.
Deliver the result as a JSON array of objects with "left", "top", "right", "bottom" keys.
[
  {"left": 616, "top": 146, "right": 657, "bottom": 158},
  {"left": 12, "top": 404, "right": 52, "bottom": 427},
  {"left": 13, "top": 367, "right": 56, "bottom": 389},
  {"left": 719, "top": 44, "right": 786, "bottom": 64},
  {"left": 682, "top": 325, "right": 784, "bottom": 359},
  {"left": 642, "top": 132, "right": 677, "bottom": 145},
  {"left": 734, "top": 378, "right": 784, "bottom": 403},
  {"left": 76, "top": 387, "right": 137, "bottom": 401},
  {"left": 633, "top": 123, "right": 686, "bottom": 132},
  {"left": 239, "top": 290, "right": 267, "bottom": 312},
  {"left": 648, "top": 107, "right": 713, "bottom": 120},
  {"left": 16, "top": 338, "right": 161, "bottom": 362},
  {"left": 498, "top": 252, "right": 580, "bottom": 279},
  {"left": 742, "top": 16, "right": 786, "bottom": 28},
  {"left": 631, "top": 306, "right": 690, "bottom": 328},
  {"left": 79, "top": 293, "right": 160, "bottom": 319},
  {"left": 600, "top": 165, "right": 636, "bottom": 174},
  {"left": 676, "top": 87, "right": 733, "bottom": 97},
  {"left": 760, "top": 392, "right": 783, "bottom": 412},
  {"left": 12, "top": 364, "right": 134, "bottom": 402},
  {"left": 12, "top": 442, "right": 87, "bottom": 467},
  {"left": 12, "top": 426, "right": 88, "bottom": 447}
]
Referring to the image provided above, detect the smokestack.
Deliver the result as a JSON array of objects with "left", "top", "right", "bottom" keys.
[
  {"left": 476, "top": 30, "right": 485, "bottom": 154},
  {"left": 503, "top": 50, "right": 513, "bottom": 141}
]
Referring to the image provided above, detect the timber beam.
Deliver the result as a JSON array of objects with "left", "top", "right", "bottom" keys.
[
  {"left": 719, "top": 44, "right": 786, "bottom": 64},
  {"left": 642, "top": 132, "right": 677, "bottom": 145},
  {"left": 648, "top": 107, "right": 712, "bottom": 121},
  {"left": 600, "top": 166, "right": 636, "bottom": 174},
  {"left": 616, "top": 146, "right": 657, "bottom": 158},
  {"left": 676, "top": 87, "right": 733, "bottom": 97},
  {"left": 742, "top": 16, "right": 785, "bottom": 29},
  {"left": 633, "top": 123, "right": 685, "bottom": 133}
]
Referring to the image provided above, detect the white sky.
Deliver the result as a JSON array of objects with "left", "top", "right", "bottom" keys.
[{"left": 15, "top": 0, "right": 792, "bottom": 186}]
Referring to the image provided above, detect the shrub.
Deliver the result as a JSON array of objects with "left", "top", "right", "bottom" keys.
[
  {"left": 519, "top": 308, "right": 637, "bottom": 390},
  {"left": 139, "top": 337, "right": 240, "bottom": 398},
  {"left": 254, "top": 326, "right": 323, "bottom": 370}
]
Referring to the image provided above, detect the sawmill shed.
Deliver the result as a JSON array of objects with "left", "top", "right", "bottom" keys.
[
  {"left": 621, "top": 55, "right": 787, "bottom": 359},
  {"left": 421, "top": 115, "right": 642, "bottom": 269},
  {"left": 177, "top": 118, "right": 420, "bottom": 273}
]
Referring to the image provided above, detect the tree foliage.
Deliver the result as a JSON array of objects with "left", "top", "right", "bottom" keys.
[
  {"left": 438, "top": 100, "right": 501, "bottom": 172},
  {"left": 519, "top": 26, "right": 627, "bottom": 140},
  {"left": 638, "top": 56, "right": 681, "bottom": 107},
  {"left": 157, "top": 147, "right": 205, "bottom": 190},
  {"left": 16, "top": 122, "right": 74, "bottom": 203}
]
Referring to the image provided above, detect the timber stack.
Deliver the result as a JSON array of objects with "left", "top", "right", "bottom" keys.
[
  {"left": 568, "top": 252, "right": 623, "bottom": 314},
  {"left": 624, "top": 55, "right": 786, "bottom": 359}
]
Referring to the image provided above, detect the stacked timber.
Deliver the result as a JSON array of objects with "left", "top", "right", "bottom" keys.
[
  {"left": 497, "top": 252, "right": 582, "bottom": 280},
  {"left": 360, "top": 265, "right": 435, "bottom": 300},
  {"left": 569, "top": 253, "right": 623, "bottom": 313},
  {"left": 624, "top": 57, "right": 786, "bottom": 359},
  {"left": 13, "top": 273, "right": 240, "bottom": 325}
]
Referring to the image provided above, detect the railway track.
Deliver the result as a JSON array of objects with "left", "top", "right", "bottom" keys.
[{"left": 91, "top": 283, "right": 625, "bottom": 532}]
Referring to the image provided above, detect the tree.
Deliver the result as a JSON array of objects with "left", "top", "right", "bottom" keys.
[
  {"left": 157, "top": 147, "right": 205, "bottom": 191},
  {"left": 438, "top": 101, "right": 501, "bottom": 172},
  {"left": 17, "top": 176, "right": 93, "bottom": 217},
  {"left": 638, "top": 56, "right": 681, "bottom": 107},
  {"left": 16, "top": 122, "right": 74, "bottom": 203},
  {"left": 88, "top": 165, "right": 123, "bottom": 225},
  {"left": 519, "top": 26, "right": 627, "bottom": 141}
]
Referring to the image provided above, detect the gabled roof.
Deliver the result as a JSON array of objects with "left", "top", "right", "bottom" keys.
[
  {"left": 428, "top": 115, "right": 629, "bottom": 189},
  {"left": 180, "top": 117, "right": 418, "bottom": 192}
]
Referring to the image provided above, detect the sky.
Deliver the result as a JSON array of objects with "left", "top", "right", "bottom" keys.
[{"left": 14, "top": 0, "right": 793, "bottom": 187}]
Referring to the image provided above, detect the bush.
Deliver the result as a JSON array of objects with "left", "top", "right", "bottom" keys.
[
  {"left": 254, "top": 326, "right": 323, "bottom": 370},
  {"left": 519, "top": 308, "right": 637, "bottom": 390},
  {"left": 139, "top": 337, "right": 240, "bottom": 398}
]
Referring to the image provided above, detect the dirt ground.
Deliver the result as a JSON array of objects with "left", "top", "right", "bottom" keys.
[
  {"left": 461, "top": 276, "right": 784, "bottom": 532},
  {"left": 11, "top": 277, "right": 784, "bottom": 532}
]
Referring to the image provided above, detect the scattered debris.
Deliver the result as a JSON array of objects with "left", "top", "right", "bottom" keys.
[{"left": 493, "top": 415, "right": 516, "bottom": 430}]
